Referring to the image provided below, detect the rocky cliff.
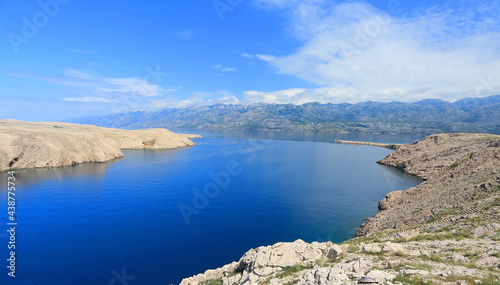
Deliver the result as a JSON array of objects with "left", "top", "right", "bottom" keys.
[
  {"left": 358, "top": 133, "right": 499, "bottom": 236},
  {"left": 0, "top": 119, "right": 200, "bottom": 172},
  {"left": 180, "top": 133, "right": 499, "bottom": 285}
]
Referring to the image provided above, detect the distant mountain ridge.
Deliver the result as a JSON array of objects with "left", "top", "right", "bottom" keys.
[{"left": 72, "top": 95, "right": 500, "bottom": 135}]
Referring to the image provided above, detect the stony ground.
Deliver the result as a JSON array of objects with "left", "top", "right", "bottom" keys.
[
  {"left": 0, "top": 119, "right": 200, "bottom": 171},
  {"left": 180, "top": 133, "right": 500, "bottom": 285}
]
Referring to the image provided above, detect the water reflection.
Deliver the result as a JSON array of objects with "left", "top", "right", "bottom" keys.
[{"left": 0, "top": 158, "right": 121, "bottom": 191}]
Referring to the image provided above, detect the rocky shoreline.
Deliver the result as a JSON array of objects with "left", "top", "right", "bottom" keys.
[
  {"left": 0, "top": 120, "right": 201, "bottom": 172},
  {"left": 180, "top": 133, "right": 499, "bottom": 285}
]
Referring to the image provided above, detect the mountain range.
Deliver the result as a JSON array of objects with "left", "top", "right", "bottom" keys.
[{"left": 72, "top": 95, "right": 500, "bottom": 135}]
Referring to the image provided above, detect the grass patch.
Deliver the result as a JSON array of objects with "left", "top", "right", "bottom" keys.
[
  {"left": 315, "top": 259, "right": 325, "bottom": 267},
  {"left": 393, "top": 238, "right": 407, "bottom": 243},
  {"left": 490, "top": 252, "right": 500, "bottom": 258},
  {"left": 395, "top": 250, "right": 406, "bottom": 257},
  {"left": 418, "top": 254, "right": 444, "bottom": 263},
  {"left": 201, "top": 278, "right": 223, "bottom": 285},
  {"left": 362, "top": 250, "right": 388, "bottom": 256},
  {"left": 276, "top": 264, "right": 313, "bottom": 278},
  {"left": 464, "top": 262, "right": 478, "bottom": 269},
  {"left": 394, "top": 274, "right": 436, "bottom": 285},
  {"left": 347, "top": 245, "right": 359, "bottom": 253},
  {"left": 440, "top": 274, "right": 499, "bottom": 285},
  {"left": 227, "top": 268, "right": 244, "bottom": 278},
  {"left": 405, "top": 262, "right": 433, "bottom": 271},
  {"left": 473, "top": 178, "right": 489, "bottom": 184},
  {"left": 408, "top": 231, "right": 472, "bottom": 242},
  {"left": 428, "top": 208, "right": 454, "bottom": 222}
]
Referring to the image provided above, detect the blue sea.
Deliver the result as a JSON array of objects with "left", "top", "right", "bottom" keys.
[{"left": 0, "top": 130, "right": 423, "bottom": 285}]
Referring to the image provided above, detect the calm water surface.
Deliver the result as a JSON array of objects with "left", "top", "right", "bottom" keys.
[{"left": 0, "top": 130, "right": 423, "bottom": 285}]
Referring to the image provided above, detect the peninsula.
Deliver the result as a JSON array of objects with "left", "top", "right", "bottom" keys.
[
  {"left": 181, "top": 133, "right": 499, "bottom": 285},
  {"left": 0, "top": 119, "right": 201, "bottom": 172}
]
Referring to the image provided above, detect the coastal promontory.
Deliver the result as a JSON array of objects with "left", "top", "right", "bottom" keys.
[{"left": 0, "top": 119, "right": 200, "bottom": 172}]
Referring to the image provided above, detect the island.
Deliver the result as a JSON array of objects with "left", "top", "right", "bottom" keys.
[
  {"left": 180, "top": 133, "right": 500, "bottom": 285},
  {"left": 0, "top": 119, "right": 201, "bottom": 172}
]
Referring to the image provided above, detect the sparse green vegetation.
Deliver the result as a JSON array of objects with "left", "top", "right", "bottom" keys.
[
  {"left": 395, "top": 250, "right": 406, "bottom": 257},
  {"left": 428, "top": 208, "right": 454, "bottom": 222},
  {"left": 418, "top": 254, "right": 444, "bottom": 263},
  {"left": 393, "top": 238, "right": 407, "bottom": 243},
  {"left": 394, "top": 274, "right": 436, "bottom": 285},
  {"left": 227, "top": 268, "right": 244, "bottom": 278},
  {"left": 276, "top": 264, "right": 313, "bottom": 278},
  {"left": 201, "top": 278, "right": 223, "bottom": 285},
  {"left": 473, "top": 178, "right": 489, "bottom": 184},
  {"left": 464, "top": 262, "right": 478, "bottom": 269},
  {"left": 405, "top": 262, "right": 433, "bottom": 271},
  {"left": 408, "top": 231, "right": 472, "bottom": 242},
  {"left": 347, "top": 245, "right": 359, "bottom": 253}
]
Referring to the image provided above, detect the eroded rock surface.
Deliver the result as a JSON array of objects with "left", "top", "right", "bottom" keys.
[{"left": 0, "top": 119, "right": 200, "bottom": 171}]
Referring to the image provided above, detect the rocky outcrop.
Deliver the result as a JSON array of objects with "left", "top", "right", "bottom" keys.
[
  {"left": 0, "top": 119, "right": 200, "bottom": 171},
  {"left": 180, "top": 240, "right": 343, "bottom": 285},
  {"left": 358, "top": 133, "right": 500, "bottom": 236},
  {"left": 180, "top": 133, "right": 500, "bottom": 285},
  {"left": 376, "top": 133, "right": 499, "bottom": 180}
]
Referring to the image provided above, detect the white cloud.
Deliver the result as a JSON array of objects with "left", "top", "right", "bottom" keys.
[
  {"left": 97, "top": 77, "right": 164, "bottom": 97},
  {"left": 255, "top": 54, "right": 276, "bottom": 62},
  {"left": 244, "top": 88, "right": 307, "bottom": 104},
  {"left": 177, "top": 29, "right": 195, "bottom": 38},
  {"left": 11, "top": 69, "right": 178, "bottom": 113},
  {"left": 63, "top": 69, "right": 97, "bottom": 80},
  {"left": 240, "top": 53, "right": 253, "bottom": 58},
  {"left": 248, "top": 0, "right": 500, "bottom": 103},
  {"left": 240, "top": 53, "right": 276, "bottom": 62},
  {"left": 212, "top": 65, "right": 237, "bottom": 72},
  {"left": 63, "top": 97, "right": 118, "bottom": 103},
  {"left": 150, "top": 91, "right": 240, "bottom": 109}
]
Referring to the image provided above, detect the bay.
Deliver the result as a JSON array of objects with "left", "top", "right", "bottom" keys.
[{"left": 0, "top": 130, "right": 422, "bottom": 285}]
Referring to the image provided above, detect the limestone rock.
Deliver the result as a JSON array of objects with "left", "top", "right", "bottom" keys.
[
  {"left": 366, "top": 270, "right": 396, "bottom": 282},
  {"left": 0, "top": 120, "right": 198, "bottom": 171},
  {"left": 239, "top": 240, "right": 342, "bottom": 276},
  {"left": 471, "top": 223, "right": 500, "bottom": 237}
]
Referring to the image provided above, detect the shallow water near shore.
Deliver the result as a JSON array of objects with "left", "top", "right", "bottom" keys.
[{"left": 0, "top": 130, "right": 422, "bottom": 285}]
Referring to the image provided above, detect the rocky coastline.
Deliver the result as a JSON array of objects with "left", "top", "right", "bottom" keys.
[
  {"left": 180, "top": 133, "right": 499, "bottom": 285},
  {"left": 0, "top": 119, "right": 201, "bottom": 172},
  {"left": 334, "top": 139, "right": 401, "bottom": 150}
]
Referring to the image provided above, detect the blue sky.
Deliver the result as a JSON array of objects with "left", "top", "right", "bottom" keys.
[{"left": 0, "top": 0, "right": 499, "bottom": 121}]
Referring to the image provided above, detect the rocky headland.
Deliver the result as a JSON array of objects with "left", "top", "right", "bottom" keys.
[
  {"left": 180, "top": 133, "right": 499, "bottom": 285},
  {"left": 0, "top": 119, "right": 201, "bottom": 172}
]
